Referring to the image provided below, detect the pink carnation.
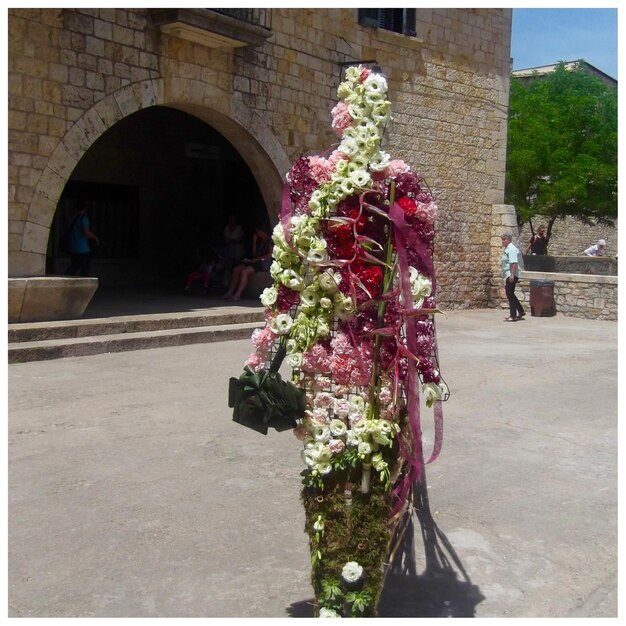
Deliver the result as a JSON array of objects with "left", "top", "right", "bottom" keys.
[
  {"left": 302, "top": 343, "right": 331, "bottom": 373},
  {"left": 384, "top": 159, "right": 410, "bottom": 179},
  {"left": 251, "top": 326, "right": 277, "bottom": 354},
  {"left": 360, "top": 67, "right": 372, "bottom": 82},
  {"left": 415, "top": 201, "right": 438, "bottom": 225},
  {"left": 245, "top": 353, "right": 263, "bottom": 371},
  {"left": 331, "top": 354, "right": 356, "bottom": 384},
  {"left": 333, "top": 398, "right": 351, "bottom": 419},
  {"left": 308, "top": 155, "right": 333, "bottom": 184},
  {"left": 293, "top": 424, "right": 308, "bottom": 441},
  {"left": 313, "top": 392, "right": 334, "bottom": 409},
  {"left": 331, "top": 101, "right": 353, "bottom": 135},
  {"left": 350, "top": 368, "right": 371, "bottom": 387},
  {"left": 328, "top": 149, "right": 349, "bottom": 167},
  {"left": 330, "top": 332, "right": 352, "bottom": 355},
  {"left": 329, "top": 439, "right": 346, "bottom": 454}
]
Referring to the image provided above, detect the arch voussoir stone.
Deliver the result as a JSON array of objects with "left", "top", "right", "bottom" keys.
[{"left": 24, "top": 76, "right": 290, "bottom": 261}]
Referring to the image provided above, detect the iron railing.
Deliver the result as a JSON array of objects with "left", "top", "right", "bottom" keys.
[{"left": 207, "top": 8, "right": 271, "bottom": 30}]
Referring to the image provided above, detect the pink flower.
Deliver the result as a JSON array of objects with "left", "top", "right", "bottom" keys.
[
  {"left": 329, "top": 438, "right": 346, "bottom": 454},
  {"left": 331, "top": 101, "right": 353, "bottom": 134},
  {"left": 349, "top": 413, "right": 364, "bottom": 426},
  {"left": 308, "top": 155, "right": 333, "bottom": 184},
  {"left": 313, "top": 392, "right": 334, "bottom": 408},
  {"left": 311, "top": 408, "right": 330, "bottom": 423},
  {"left": 333, "top": 398, "right": 350, "bottom": 418},
  {"left": 328, "top": 149, "right": 349, "bottom": 167},
  {"left": 330, "top": 332, "right": 352, "bottom": 355},
  {"left": 302, "top": 343, "right": 331, "bottom": 373},
  {"left": 384, "top": 159, "right": 410, "bottom": 179},
  {"left": 360, "top": 67, "right": 372, "bottom": 82},
  {"left": 415, "top": 201, "right": 438, "bottom": 225},
  {"left": 245, "top": 353, "right": 263, "bottom": 370},
  {"left": 379, "top": 387, "right": 392, "bottom": 406},
  {"left": 251, "top": 326, "right": 277, "bottom": 354},
  {"left": 350, "top": 368, "right": 371, "bottom": 386},
  {"left": 293, "top": 424, "right": 308, "bottom": 441},
  {"left": 331, "top": 354, "right": 356, "bottom": 384}
]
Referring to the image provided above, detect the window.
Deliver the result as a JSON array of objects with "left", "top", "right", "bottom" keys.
[{"left": 358, "top": 8, "right": 416, "bottom": 36}]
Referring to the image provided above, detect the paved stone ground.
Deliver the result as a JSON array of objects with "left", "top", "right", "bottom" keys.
[{"left": 8, "top": 309, "right": 617, "bottom": 617}]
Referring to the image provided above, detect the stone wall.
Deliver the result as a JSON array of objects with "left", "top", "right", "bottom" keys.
[
  {"left": 518, "top": 272, "right": 617, "bottom": 322},
  {"left": 8, "top": 8, "right": 513, "bottom": 310}
]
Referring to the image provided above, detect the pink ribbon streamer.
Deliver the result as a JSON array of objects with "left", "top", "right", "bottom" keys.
[{"left": 388, "top": 200, "right": 444, "bottom": 511}]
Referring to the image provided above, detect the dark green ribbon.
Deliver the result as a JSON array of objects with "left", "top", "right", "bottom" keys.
[{"left": 228, "top": 343, "right": 305, "bottom": 435}]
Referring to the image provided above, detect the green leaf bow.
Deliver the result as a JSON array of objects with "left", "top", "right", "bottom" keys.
[{"left": 228, "top": 345, "right": 306, "bottom": 435}]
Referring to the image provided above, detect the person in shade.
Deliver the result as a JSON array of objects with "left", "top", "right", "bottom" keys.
[
  {"left": 500, "top": 233, "right": 525, "bottom": 322},
  {"left": 221, "top": 227, "right": 273, "bottom": 301},
  {"left": 65, "top": 204, "right": 99, "bottom": 276}
]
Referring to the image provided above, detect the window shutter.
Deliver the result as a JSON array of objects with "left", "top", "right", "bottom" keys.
[{"left": 358, "top": 8, "right": 380, "bottom": 28}]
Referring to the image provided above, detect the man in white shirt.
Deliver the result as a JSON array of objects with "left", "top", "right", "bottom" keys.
[
  {"left": 500, "top": 233, "right": 526, "bottom": 322},
  {"left": 584, "top": 239, "right": 606, "bottom": 256}
]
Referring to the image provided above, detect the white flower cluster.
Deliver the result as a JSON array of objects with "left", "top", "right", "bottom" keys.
[
  {"left": 408, "top": 266, "right": 432, "bottom": 309},
  {"left": 308, "top": 68, "right": 392, "bottom": 218},
  {"left": 299, "top": 384, "right": 399, "bottom": 478}
]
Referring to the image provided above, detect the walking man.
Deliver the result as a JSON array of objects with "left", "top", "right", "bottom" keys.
[{"left": 501, "top": 233, "right": 525, "bottom": 322}]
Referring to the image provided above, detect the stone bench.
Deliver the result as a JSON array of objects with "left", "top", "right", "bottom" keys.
[{"left": 9, "top": 276, "right": 98, "bottom": 323}]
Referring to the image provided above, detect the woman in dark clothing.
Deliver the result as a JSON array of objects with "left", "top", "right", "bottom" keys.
[
  {"left": 222, "top": 227, "right": 273, "bottom": 301},
  {"left": 525, "top": 224, "right": 548, "bottom": 255}
]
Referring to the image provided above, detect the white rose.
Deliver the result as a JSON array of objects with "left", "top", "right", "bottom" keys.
[
  {"left": 282, "top": 269, "right": 305, "bottom": 291},
  {"left": 300, "top": 287, "right": 320, "bottom": 309},
  {"left": 260, "top": 286, "right": 278, "bottom": 307},
  {"left": 358, "top": 441, "right": 373, "bottom": 457},
  {"left": 307, "top": 248, "right": 329, "bottom": 264},
  {"left": 341, "top": 561, "right": 364, "bottom": 584},
  {"left": 349, "top": 396, "right": 366, "bottom": 413},
  {"left": 368, "top": 150, "right": 391, "bottom": 172},
  {"left": 287, "top": 352, "right": 303, "bottom": 368},
  {"left": 329, "top": 418, "right": 347, "bottom": 437},
  {"left": 364, "top": 73, "right": 388, "bottom": 95},
  {"left": 346, "top": 430, "right": 361, "bottom": 447},
  {"left": 313, "top": 424, "right": 331, "bottom": 443},
  {"left": 271, "top": 313, "right": 293, "bottom": 335},
  {"left": 319, "top": 270, "right": 341, "bottom": 293},
  {"left": 319, "top": 607, "right": 341, "bottom": 618},
  {"left": 316, "top": 461, "right": 332, "bottom": 475},
  {"left": 423, "top": 382, "right": 443, "bottom": 408},
  {"left": 349, "top": 169, "right": 371, "bottom": 188}
]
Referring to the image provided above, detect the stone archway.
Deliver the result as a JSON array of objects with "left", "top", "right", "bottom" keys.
[{"left": 16, "top": 77, "right": 290, "bottom": 278}]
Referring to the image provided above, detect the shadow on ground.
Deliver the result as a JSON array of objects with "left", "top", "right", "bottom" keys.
[{"left": 286, "top": 480, "right": 485, "bottom": 618}]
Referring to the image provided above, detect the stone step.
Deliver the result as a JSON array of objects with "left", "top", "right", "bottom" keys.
[
  {"left": 8, "top": 309, "right": 265, "bottom": 344},
  {"left": 8, "top": 321, "right": 261, "bottom": 364}
]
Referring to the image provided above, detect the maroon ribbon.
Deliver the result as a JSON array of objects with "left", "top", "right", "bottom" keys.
[{"left": 388, "top": 200, "right": 444, "bottom": 512}]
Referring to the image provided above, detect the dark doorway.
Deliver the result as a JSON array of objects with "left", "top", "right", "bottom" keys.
[{"left": 48, "top": 106, "right": 268, "bottom": 290}]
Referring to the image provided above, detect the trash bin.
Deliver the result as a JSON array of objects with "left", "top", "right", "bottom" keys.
[{"left": 529, "top": 280, "right": 556, "bottom": 317}]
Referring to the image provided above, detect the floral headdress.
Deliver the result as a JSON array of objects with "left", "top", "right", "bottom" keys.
[{"left": 229, "top": 64, "right": 448, "bottom": 617}]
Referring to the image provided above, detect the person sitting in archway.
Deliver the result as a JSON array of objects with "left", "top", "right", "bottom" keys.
[
  {"left": 184, "top": 248, "right": 218, "bottom": 295},
  {"left": 221, "top": 227, "right": 273, "bottom": 301}
]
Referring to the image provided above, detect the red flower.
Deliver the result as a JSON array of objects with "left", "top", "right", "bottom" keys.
[{"left": 396, "top": 196, "right": 417, "bottom": 218}]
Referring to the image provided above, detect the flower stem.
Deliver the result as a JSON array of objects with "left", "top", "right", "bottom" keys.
[{"left": 368, "top": 182, "right": 396, "bottom": 418}]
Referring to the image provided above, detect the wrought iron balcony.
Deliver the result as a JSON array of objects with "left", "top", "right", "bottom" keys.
[{"left": 149, "top": 8, "right": 271, "bottom": 49}]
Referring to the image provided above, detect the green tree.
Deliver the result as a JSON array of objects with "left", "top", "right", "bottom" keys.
[{"left": 505, "top": 62, "right": 617, "bottom": 246}]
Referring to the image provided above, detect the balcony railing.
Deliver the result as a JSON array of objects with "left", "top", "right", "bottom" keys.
[
  {"left": 149, "top": 8, "right": 272, "bottom": 48},
  {"left": 208, "top": 8, "right": 271, "bottom": 31}
]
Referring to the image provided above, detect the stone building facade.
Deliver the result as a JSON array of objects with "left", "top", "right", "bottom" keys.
[{"left": 8, "top": 7, "right": 513, "bottom": 314}]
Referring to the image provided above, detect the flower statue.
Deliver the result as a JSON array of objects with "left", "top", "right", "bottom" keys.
[{"left": 229, "top": 64, "right": 448, "bottom": 617}]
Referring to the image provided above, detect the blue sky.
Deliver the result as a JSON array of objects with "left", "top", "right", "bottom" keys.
[{"left": 510, "top": 8, "right": 618, "bottom": 79}]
